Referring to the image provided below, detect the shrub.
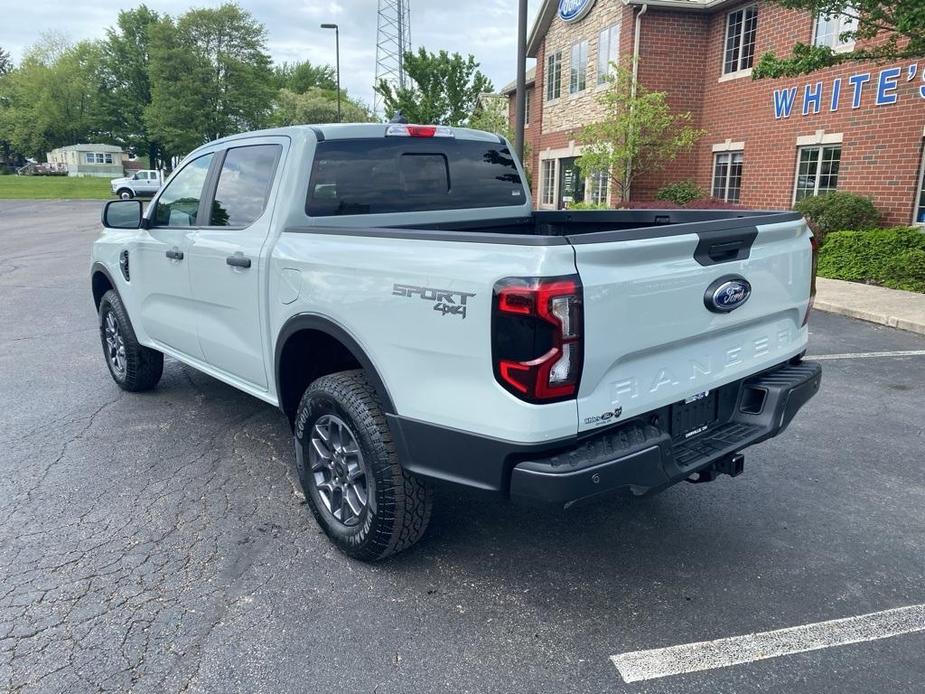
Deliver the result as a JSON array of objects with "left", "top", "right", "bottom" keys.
[
  {"left": 817, "top": 226, "right": 925, "bottom": 293},
  {"left": 793, "top": 191, "right": 880, "bottom": 242},
  {"left": 656, "top": 180, "right": 704, "bottom": 205},
  {"left": 567, "top": 200, "right": 608, "bottom": 210},
  {"left": 684, "top": 197, "right": 746, "bottom": 209}
]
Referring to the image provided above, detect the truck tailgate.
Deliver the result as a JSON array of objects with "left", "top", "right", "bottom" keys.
[{"left": 571, "top": 216, "right": 813, "bottom": 433}]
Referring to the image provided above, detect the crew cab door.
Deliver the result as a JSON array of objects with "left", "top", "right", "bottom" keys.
[
  {"left": 133, "top": 152, "right": 215, "bottom": 359},
  {"left": 187, "top": 141, "right": 285, "bottom": 390}
]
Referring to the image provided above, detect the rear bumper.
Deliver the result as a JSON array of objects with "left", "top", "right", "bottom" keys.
[
  {"left": 388, "top": 360, "right": 821, "bottom": 506},
  {"left": 510, "top": 360, "right": 821, "bottom": 505}
]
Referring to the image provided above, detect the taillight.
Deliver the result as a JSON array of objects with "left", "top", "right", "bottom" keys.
[
  {"left": 803, "top": 234, "right": 818, "bottom": 326},
  {"left": 492, "top": 276, "right": 583, "bottom": 403}
]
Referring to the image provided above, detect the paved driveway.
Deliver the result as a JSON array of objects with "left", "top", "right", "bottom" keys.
[{"left": 1, "top": 200, "right": 923, "bottom": 693}]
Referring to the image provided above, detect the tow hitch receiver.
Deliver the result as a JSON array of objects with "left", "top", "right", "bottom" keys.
[{"left": 687, "top": 453, "right": 745, "bottom": 483}]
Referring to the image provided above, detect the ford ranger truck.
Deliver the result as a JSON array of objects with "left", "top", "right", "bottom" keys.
[{"left": 91, "top": 123, "right": 821, "bottom": 561}]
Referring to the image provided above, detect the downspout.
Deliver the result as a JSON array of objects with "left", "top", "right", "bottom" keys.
[{"left": 625, "top": 3, "right": 647, "bottom": 203}]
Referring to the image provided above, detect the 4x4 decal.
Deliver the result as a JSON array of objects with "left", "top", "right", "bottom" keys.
[{"left": 393, "top": 283, "right": 476, "bottom": 319}]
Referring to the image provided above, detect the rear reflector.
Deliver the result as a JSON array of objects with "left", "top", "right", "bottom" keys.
[{"left": 386, "top": 124, "right": 454, "bottom": 138}]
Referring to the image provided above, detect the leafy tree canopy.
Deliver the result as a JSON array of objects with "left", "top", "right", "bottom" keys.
[
  {"left": 374, "top": 48, "right": 492, "bottom": 126},
  {"left": 274, "top": 60, "right": 337, "bottom": 93},
  {"left": 271, "top": 87, "right": 373, "bottom": 126},
  {"left": 0, "top": 46, "right": 12, "bottom": 76},
  {"left": 577, "top": 65, "right": 704, "bottom": 203},
  {"left": 754, "top": 1, "right": 925, "bottom": 78}
]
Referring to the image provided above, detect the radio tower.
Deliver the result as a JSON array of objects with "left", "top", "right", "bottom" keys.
[{"left": 374, "top": 0, "right": 412, "bottom": 116}]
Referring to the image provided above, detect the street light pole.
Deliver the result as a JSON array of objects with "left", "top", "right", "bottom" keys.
[
  {"left": 514, "top": 0, "right": 527, "bottom": 162},
  {"left": 321, "top": 23, "right": 341, "bottom": 123}
]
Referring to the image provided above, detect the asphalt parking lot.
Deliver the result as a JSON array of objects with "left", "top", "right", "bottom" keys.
[{"left": 1, "top": 199, "right": 924, "bottom": 694}]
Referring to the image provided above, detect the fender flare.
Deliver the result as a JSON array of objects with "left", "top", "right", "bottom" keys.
[
  {"left": 90, "top": 261, "right": 120, "bottom": 316},
  {"left": 274, "top": 313, "right": 396, "bottom": 415}
]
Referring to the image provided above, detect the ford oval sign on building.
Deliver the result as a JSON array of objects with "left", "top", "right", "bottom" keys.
[
  {"left": 558, "top": 0, "right": 596, "bottom": 23},
  {"left": 704, "top": 276, "right": 752, "bottom": 313}
]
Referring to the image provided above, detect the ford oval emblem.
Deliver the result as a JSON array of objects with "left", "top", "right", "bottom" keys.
[
  {"left": 704, "top": 275, "right": 752, "bottom": 313},
  {"left": 558, "top": 0, "right": 596, "bottom": 23}
]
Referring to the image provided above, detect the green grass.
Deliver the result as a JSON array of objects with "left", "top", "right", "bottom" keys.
[{"left": 0, "top": 175, "right": 113, "bottom": 200}]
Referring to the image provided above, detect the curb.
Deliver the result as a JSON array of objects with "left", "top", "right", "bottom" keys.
[
  {"left": 814, "top": 302, "right": 925, "bottom": 336},
  {"left": 814, "top": 277, "right": 925, "bottom": 336}
]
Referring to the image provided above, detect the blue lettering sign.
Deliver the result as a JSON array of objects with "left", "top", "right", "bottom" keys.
[
  {"left": 802, "top": 81, "right": 823, "bottom": 115},
  {"left": 830, "top": 78, "right": 841, "bottom": 111},
  {"left": 876, "top": 67, "right": 902, "bottom": 105},
  {"left": 908, "top": 64, "right": 918, "bottom": 81},
  {"left": 848, "top": 72, "right": 871, "bottom": 108},
  {"left": 558, "top": 0, "right": 596, "bottom": 23},
  {"left": 773, "top": 87, "right": 797, "bottom": 119}
]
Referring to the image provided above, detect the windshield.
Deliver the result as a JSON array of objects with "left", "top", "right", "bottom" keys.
[{"left": 306, "top": 137, "right": 526, "bottom": 216}]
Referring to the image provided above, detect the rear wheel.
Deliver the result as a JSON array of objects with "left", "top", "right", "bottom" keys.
[
  {"left": 98, "top": 290, "right": 163, "bottom": 391},
  {"left": 294, "top": 370, "right": 432, "bottom": 561}
]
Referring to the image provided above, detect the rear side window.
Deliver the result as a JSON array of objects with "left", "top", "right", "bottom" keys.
[
  {"left": 210, "top": 145, "right": 281, "bottom": 227},
  {"left": 306, "top": 138, "right": 525, "bottom": 216}
]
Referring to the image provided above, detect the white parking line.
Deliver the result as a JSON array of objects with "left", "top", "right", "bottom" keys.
[
  {"left": 808, "top": 349, "right": 925, "bottom": 360},
  {"left": 611, "top": 604, "right": 925, "bottom": 683}
]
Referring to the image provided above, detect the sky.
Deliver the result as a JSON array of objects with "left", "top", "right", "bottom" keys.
[{"left": 0, "top": 0, "right": 542, "bottom": 109}]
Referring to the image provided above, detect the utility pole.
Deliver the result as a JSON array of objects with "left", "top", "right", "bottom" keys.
[
  {"left": 514, "top": 0, "right": 527, "bottom": 161},
  {"left": 321, "top": 23, "right": 341, "bottom": 122}
]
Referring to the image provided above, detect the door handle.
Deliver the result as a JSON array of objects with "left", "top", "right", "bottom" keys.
[
  {"left": 226, "top": 253, "right": 252, "bottom": 269},
  {"left": 165, "top": 247, "right": 184, "bottom": 260}
]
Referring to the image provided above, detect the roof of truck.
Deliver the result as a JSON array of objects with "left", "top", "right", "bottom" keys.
[{"left": 210, "top": 123, "right": 506, "bottom": 146}]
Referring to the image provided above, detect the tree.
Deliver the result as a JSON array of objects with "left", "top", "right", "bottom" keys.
[
  {"left": 374, "top": 48, "right": 492, "bottom": 126},
  {"left": 576, "top": 66, "right": 704, "bottom": 204},
  {"left": 754, "top": 1, "right": 925, "bottom": 78},
  {"left": 274, "top": 60, "right": 336, "bottom": 93},
  {"left": 271, "top": 87, "right": 373, "bottom": 125},
  {"left": 97, "top": 6, "right": 164, "bottom": 167},
  {"left": 0, "top": 46, "right": 11, "bottom": 76},
  {"left": 0, "top": 35, "right": 104, "bottom": 159},
  {"left": 145, "top": 4, "right": 275, "bottom": 159}
]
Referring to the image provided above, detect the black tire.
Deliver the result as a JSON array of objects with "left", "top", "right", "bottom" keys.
[
  {"left": 98, "top": 289, "right": 163, "bottom": 392},
  {"left": 117, "top": 188, "right": 134, "bottom": 200},
  {"left": 294, "top": 370, "right": 432, "bottom": 561}
]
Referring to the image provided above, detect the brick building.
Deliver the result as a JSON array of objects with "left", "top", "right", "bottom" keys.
[{"left": 502, "top": 0, "right": 925, "bottom": 226}]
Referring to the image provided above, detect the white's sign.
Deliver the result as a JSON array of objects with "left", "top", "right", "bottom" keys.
[
  {"left": 558, "top": 0, "right": 596, "bottom": 23},
  {"left": 773, "top": 63, "right": 924, "bottom": 119}
]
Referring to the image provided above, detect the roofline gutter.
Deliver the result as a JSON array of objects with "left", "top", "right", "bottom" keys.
[
  {"left": 625, "top": 3, "right": 648, "bottom": 202},
  {"left": 624, "top": 0, "right": 729, "bottom": 12}
]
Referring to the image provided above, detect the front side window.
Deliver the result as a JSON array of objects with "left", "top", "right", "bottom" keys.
[
  {"left": 589, "top": 169, "right": 609, "bottom": 205},
  {"left": 724, "top": 5, "right": 758, "bottom": 74},
  {"left": 712, "top": 151, "right": 744, "bottom": 202},
  {"left": 570, "top": 41, "right": 588, "bottom": 94},
  {"left": 541, "top": 159, "right": 556, "bottom": 206},
  {"left": 546, "top": 51, "right": 562, "bottom": 101},
  {"left": 209, "top": 145, "right": 281, "bottom": 227},
  {"left": 597, "top": 24, "right": 620, "bottom": 84},
  {"left": 794, "top": 145, "right": 841, "bottom": 202},
  {"left": 152, "top": 153, "right": 214, "bottom": 227},
  {"left": 813, "top": 9, "right": 857, "bottom": 49},
  {"left": 306, "top": 138, "right": 525, "bottom": 216}
]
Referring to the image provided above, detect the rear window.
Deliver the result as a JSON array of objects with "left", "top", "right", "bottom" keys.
[{"left": 306, "top": 138, "right": 526, "bottom": 216}]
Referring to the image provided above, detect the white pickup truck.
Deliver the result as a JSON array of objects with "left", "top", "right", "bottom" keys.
[
  {"left": 91, "top": 123, "right": 821, "bottom": 561},
  {"left": 110, "top": 169, "right": 162, "bottom": 199}
]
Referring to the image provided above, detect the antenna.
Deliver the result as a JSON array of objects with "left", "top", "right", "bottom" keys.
[{"left": 374, "top": 0, "right": 412, "bottom": 116}]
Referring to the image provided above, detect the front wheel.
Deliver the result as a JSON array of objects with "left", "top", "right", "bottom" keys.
[
  {"left": 117, "top": 188, "right": 134, "bottom": 200},
  {"left": 98, "top": 290, "right": 163, "bottom": 391},
  {"left": 294, "top": 370, "right": 432, "bottom": 561}
]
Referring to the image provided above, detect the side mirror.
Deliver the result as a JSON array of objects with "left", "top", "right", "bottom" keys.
[{"left": 102, "top": 199, "right": 144, "bottom": 229}]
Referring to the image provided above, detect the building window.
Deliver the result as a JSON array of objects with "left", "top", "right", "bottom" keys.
[
  {"left": 589, "top": 170, "right": 609, "bottom": 205},
  {"left": 723, "top": 5, "right": 758, "bottom": 75},
  {"left": 85, "top": 152, "right": 114, "bottom": 164},
  {"left": 915, "top": 147, "right": 925, "bottom": 225},
  {"left": 541, "top": 159, "right": 556, "bottom": 206},
  {"left": 712, "top": 152, "right": 743, "bottom": 202},
  {"left": 570, "top": 41, "right": 588, "bottom": 94},
  {"left": 794, "top": 145, "right": 841, "bottom": 202},
  {"left": 546, "top": 51, "right": 562, "bottom": 101},
  {"left": 597, "top": 24, "right": 620, "bottom": 85},
  {"left": 813, "top": 10, "right": 857, "bottom": 50}
]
